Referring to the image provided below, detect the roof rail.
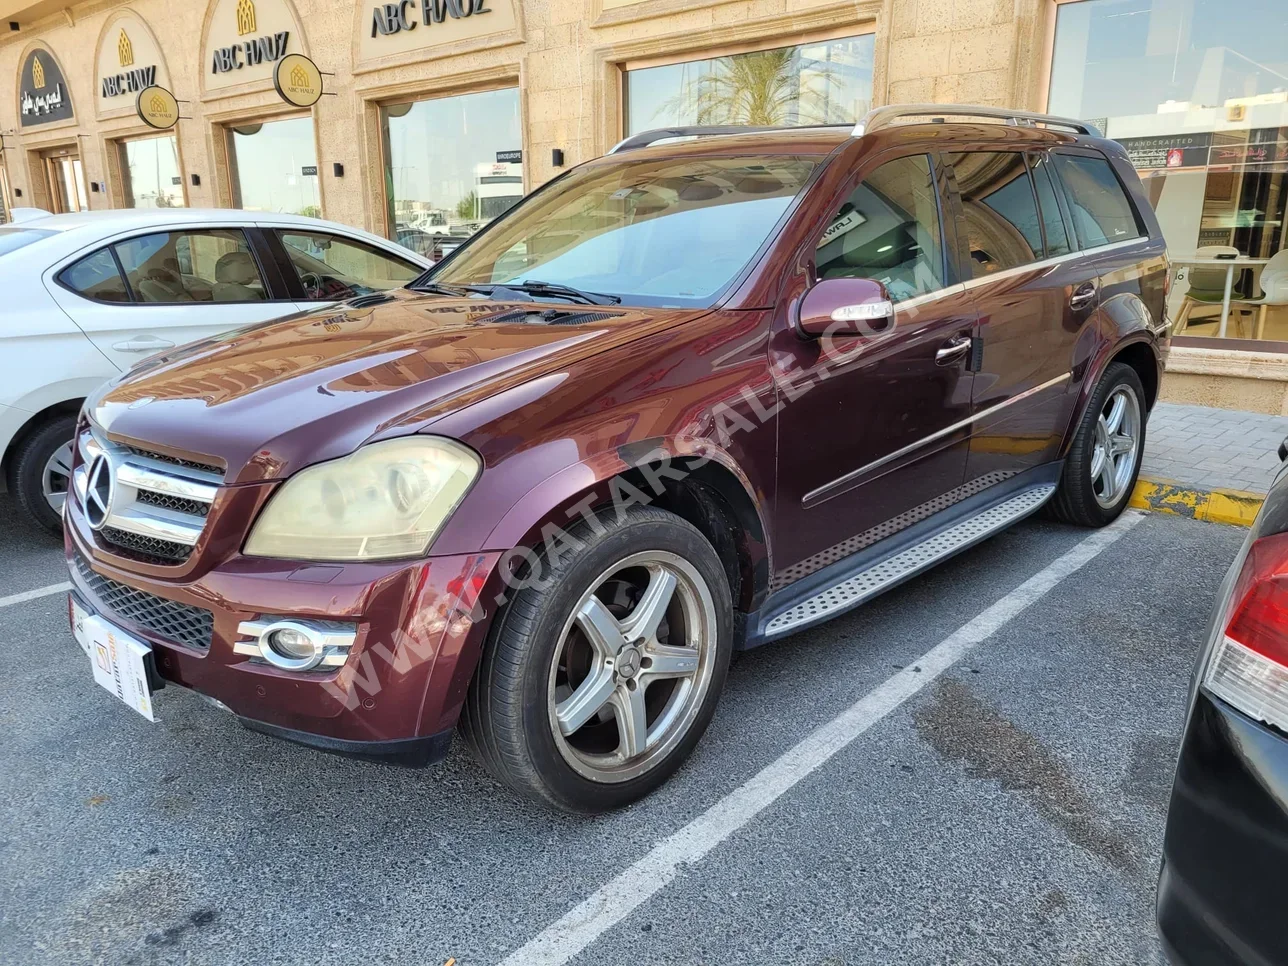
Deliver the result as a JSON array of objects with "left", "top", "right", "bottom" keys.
[
  {"left": 851, "top": 104, "right": 1101, "bottom": 138},
  {"left": 608, "top": 124, "right": 847, "bottom": 153}
]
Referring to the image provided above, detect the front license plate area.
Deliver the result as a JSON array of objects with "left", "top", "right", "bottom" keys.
[{"left": 76, "top": 608, "right": 158, "bottom": 722}]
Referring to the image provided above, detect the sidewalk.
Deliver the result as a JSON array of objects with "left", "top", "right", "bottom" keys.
[
  {"left": 1144, "top": 402, "right": 1288, "bottom": 495},
  {"left": 1132, "top": 402, "right": 1288, "bottom": 525}
]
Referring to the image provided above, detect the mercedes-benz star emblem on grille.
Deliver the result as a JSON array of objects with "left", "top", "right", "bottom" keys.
[{"left": 85, "top": 455, "right": 115, "bottom": 531}]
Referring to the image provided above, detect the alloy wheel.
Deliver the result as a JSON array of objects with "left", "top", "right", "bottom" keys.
[
  {"left": 547, "top": 551, "right": 718, "bottom": 783},
  {"left": 1090, "top": 386, "right": 1141, "bottom": 509},
  {"left": 41, "top": 440, "right": 75, "bottom": 515}
]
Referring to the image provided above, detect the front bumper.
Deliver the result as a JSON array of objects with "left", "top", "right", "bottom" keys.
[
  {"left": 1158, "top": 693, "right": 1288, "bottom": 966},
  {"left": 65, "top": 496, "right": 503, "bottom": 765}
]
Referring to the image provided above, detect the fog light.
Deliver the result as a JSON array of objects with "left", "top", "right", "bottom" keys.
[
  {"left": 232, "top": 619, "right": 358, "bottom": 673},
  {"left": 266, "top": 627, "right": 315, "bottom": 661}
]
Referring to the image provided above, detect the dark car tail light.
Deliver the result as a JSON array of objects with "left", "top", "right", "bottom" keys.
[{"left": 1205, "top": 532, "right": 1288, "bottom": 732}]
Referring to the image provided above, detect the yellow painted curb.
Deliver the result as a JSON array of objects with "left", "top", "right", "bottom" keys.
[{"left": 1129, "top": 478, "right": 1265, "bottom": 527}]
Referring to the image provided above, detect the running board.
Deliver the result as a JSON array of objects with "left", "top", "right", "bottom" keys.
[{"left": 760, "top": 484, "right": 1057, "bottom": 640}]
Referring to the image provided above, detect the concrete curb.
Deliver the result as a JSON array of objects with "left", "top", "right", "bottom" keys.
[{"left": 1129, "top": 477, "right": 1265, "bottom": 527}]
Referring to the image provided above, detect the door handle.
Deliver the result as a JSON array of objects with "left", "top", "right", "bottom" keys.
[
  {"left": 935, "top": 335, "right": 972, "bottom": 366},
  {"left": 112, "top": 337, "right": 176, "bottom": 353},
  {"left": 1069, "top": 283, "right": 1098, "bottom": 310}
]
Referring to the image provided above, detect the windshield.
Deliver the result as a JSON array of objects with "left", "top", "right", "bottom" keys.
[
  {"left": 423, "top": 156, "right": 818, "bottom": 307},
  {"left": 0, "top": 227, "right": 55, "bottom": 257}
]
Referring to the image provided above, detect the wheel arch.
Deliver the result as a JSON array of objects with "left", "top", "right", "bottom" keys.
[
  {"left": 1, "top": 399, "right": 83, "bottom": 488},
  {"left": 1060, "top": 333, "right": 1162, "bottom": 459},
  {"left": 479, "top": 440, "right": 772, "bottom": 619}
]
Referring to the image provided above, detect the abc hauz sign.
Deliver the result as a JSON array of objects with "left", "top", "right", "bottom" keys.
[
  {"left": 273, "top": 53, "right": 324, "bottom": 108},
  {"left": 136, "top": 85, "right": 180, "bottom": 130},
  {"left": 370, "top": 0, "right": 492, "bottom": 37}
]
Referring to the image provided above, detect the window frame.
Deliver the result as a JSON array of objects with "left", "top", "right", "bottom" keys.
[
  {"left": 1026, "top": 150, "right": 1077, "bottom": 259},
  {"left": 268, "top": 228, "right": 425, "bottom": 301},
  {"left": 54, "top": 226, "right": 295, "bottom": 305},
  {"left": 1046, "top": 146, "right": 1148, "bottom": 251},
  {"left": 805, "top": 148, "right": 958, "bottom": 301}
]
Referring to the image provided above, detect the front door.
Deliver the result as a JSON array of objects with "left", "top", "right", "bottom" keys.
[
  {"left": 945, "top": 150, "right": 1089, "bottom": 487},
  {"left": 43, "top": 150, "right": 88, "bottom": 213},
  {"left": 771, "top": 152, "right": 975, "bottom": 592}
]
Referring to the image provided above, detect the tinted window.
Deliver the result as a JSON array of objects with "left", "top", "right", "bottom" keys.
[
  {"left": 1051, "top": 153, "right": 1142, "bottom": 248},
  {"left": 114, "top": 229, "right": 266, "bottom": 303},
  {"left": 949, "top": 152, "right": 1044, "bottom": 277},
  {"left": 0, "top": 227, "right": 55, "bottom": 257},
  {"left": 279, "top": 232, "right": 421, "bottom": 301},
  {"left": 59, "top": 249, "right": 130, "bottom": 302},
  {"left": 816, "top": 154, "right": 945, "bottom": 301},
  {"left": 1030, "top": 154, "right": 1072, "bottom": 258}
]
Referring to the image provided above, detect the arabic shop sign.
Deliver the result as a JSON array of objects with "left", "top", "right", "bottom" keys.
[{"left": 19, "top": 48, "right": 74, "bottom": 127}]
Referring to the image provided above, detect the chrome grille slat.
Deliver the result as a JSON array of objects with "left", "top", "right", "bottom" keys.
[
  {"left": 79, "top": 430, "right": 225, "bottom": 565},
  {"left": 72, "top": 553, "right": 214, "bottom": 650}
]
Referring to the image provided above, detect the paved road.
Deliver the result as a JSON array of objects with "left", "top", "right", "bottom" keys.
[{"left": 0, "top": 498, "right": 1244, "bottom": 966}]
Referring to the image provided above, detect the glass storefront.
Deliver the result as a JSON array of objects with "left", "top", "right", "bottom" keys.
[
  {"left": 382, "top": 87, "right": 522, "bottom": 260},
  {"left": 1049, "top": 0, "right": 1288, "bottom": 342},
  {"left": 0, "top": 163, "right": 11, "bottom": 224},
  {"left": 119, "top": 134, "right": 185, "bottom": 208},
  {"left": 226, "top": 115, "right": 321, "bottom": 216},
  {"left": 623, "top": 34, "right": 875, "bottom": 134}
]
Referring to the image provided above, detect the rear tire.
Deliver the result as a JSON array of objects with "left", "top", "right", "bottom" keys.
[
  {"left": 1049, "top": 362, "right": 1146, "bottom": 527},
  {"left": 460, "top": 505, "right": 733, "bottom": 813},
  {"left": 8, "top": 415, "right": 77, "bottom": 537}
]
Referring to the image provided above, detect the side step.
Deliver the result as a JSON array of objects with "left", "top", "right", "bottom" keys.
[{"left": 761, "top": 484, "right": 1057, "bottom": 639}]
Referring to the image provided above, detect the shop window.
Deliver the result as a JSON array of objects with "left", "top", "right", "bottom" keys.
[
  {"left": 816, "top": 154, "right": 945, "bottom": 301},
  {"left": 119, "top": 135, "right": 185, "bottom": 209},
  {"left": 947, "top": 152, "right": 1044, "bottom": 276},
  {"left": 624, "top": 34, "right": 874, "bottom": 133},
  {"left": 381, "top": 87, "right": 522, "bottom": 256},
  {"left": 114, "top": 229, "right": 266, "bottom": 303},
  {"left": 277, "top": 230, "right": 421, "bottom": 300},
  {"left": 227, "top": 116, "right": 320, "bottom": 216},
  {"left": 58, "top": 249, "right": 130, "bottom": 303},
  {"left": 1048, "top": 0, "right": 1288, "bottom": 340},
  {"left": 1050, "top": 154, "right": 1142, "bottom": 249}
]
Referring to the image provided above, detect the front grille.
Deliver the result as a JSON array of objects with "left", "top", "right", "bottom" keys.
[
  {"left": 73, "top": 554, "right": 214, "bottom": 651},
  {"left": 125, "top": 446, "right": 222, "bottom": 477},
  {"left": 136, "top": 490, "right": 210, "bottom": 517},
  {"left": 100, "top": 527, "right": 193, "bottom": 564}
]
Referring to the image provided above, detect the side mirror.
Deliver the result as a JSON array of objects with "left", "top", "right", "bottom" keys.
[{"left": 796, "top": 277, "right": 893, "bottom": 338}]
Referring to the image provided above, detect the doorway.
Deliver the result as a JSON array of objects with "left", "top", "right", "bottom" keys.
[{"left": 42, "top": 147, "right": 88, "bottom": 212}]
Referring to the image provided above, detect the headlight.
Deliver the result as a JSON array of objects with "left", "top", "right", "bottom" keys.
[{"left": 244, "top": 437, "right": 481, "bottom": 561}]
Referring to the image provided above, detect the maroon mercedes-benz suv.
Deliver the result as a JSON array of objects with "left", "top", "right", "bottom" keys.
[{"left": 64, "top": 105, "right": 1168, "bottom": 812}]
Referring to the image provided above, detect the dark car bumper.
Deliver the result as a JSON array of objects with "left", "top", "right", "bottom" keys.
[
  {"left": 1159, "top": 692, "right": 1288, "bottom": 966},
  {"left": 65, "top": 498, "right": 504, "bottom": 766}
]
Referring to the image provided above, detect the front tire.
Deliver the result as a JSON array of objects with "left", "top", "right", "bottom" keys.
[
  {"left": 1049, "top": 362, "right": 1146, "bottom": 527},
  {"left": 460, "top": 505, "right": 733, "bottom": 812},
  {"left": 8, "top": 415, "right": 77, "bottom": 537}
]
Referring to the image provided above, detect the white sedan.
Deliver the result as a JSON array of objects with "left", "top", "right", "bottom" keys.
[{"left": 0, "top": 208, "right": 431, "bottom": 533}]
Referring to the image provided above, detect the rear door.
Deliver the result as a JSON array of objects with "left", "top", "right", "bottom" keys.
[
  {"left": 46, "top": 224, "right": 298, "bottom": 370},
  {"left": 946, "top": 150, "right": 1090, "bottom": 487}
]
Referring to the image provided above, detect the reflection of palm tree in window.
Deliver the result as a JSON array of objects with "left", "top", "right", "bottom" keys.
[{"left": 659, "top": 49, "right": 842, "bottom": 127}]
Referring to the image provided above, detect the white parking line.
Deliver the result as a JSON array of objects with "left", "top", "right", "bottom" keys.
[
  {"left": 0, "top": 582, "right": 72, "bottom": 610},
  {"left": 500, "top": 511, "right": 1146, "bottom": 966}
]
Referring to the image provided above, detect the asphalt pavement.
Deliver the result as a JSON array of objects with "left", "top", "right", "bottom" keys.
[{"left": 0, "top": 496, "right": 1246, "bottom": 966}]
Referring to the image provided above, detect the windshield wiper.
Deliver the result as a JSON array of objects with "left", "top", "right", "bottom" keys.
[
  {"left": 414, "top": 281, "right": 472, "bottom": 297},
  {"left": 467, "top": 280, "right": 621, "bottom": 306}
]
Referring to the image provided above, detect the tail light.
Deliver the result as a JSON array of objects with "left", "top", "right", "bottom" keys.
[{"left": 1205, "top": 533, "right": 1288, "bottom": 732}]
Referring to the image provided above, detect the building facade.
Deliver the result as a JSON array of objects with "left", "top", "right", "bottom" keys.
[{"left": 2, "top": 0, "right": 1287, "bottom": 404}]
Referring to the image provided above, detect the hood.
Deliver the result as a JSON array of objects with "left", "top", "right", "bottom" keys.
[{"left": 91, "top": 288, "right": 707, "bottom": 483}]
